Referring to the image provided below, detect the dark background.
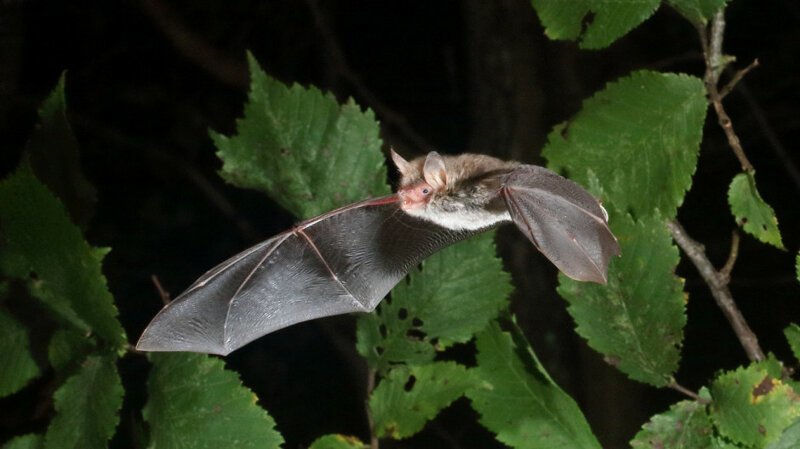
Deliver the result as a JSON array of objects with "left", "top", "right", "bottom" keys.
[{"left": 2, "top": 1, "right": 799, "bottom": 448}]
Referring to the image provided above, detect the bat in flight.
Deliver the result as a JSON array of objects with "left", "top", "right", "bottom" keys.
[{"left": 137, "top": 151, "right": 620, "bottom": 355}]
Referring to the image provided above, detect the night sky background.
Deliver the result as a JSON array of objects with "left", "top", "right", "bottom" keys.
[{"left": 2, "top": 1, "right": 800, "bottom": 448}]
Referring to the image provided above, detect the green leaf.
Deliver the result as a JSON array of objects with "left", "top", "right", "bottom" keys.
[
  {"left": 357, "top": 233, "right": 511, "bottom": 372},
  {"left": 0, "top": 311, "right": 40, "bottom": 397},
  {"left": 211, "top": 52, "right": 389, "bottom": 219},
  {"left": 630, "top": 400, "right": 714, "bottom": 448},
  {"left": 543, "top": 71, "right": 707, "bottom": 220},
  {"left": 309, "top": 435, "right": 368, "bottom": 449},
  {"left": 667, "top": 0, "right": 727, "bottom": 23},
  {"left": 0, "top": 166, "right": 126, "bottom": 351},
  {"left": 144, "top": 353, "right": 283, "bottom": 449},
  {"left": 467, "top": 321, "right": 602, "bottom": 449},
  {"left": 710, "top": 364, "right": 799, "bottom": 448},
  {"left": 795, "top": 252, "right": 799, "bottom": 282},
  {"left": 529, "top": 0, "right": 660, "bottom": 49},
  {"left": 25, "top": 72, "right": 96, "bottom": 229},
  {"left": 48, "top": 329, "right": 93, "bottom": 373},
  {"left": 44, "top": 355, "right": 123, "bottom": 449},
  {"left": 558, "top": 212, "right": 685, "bottom": 386},
  {"left": 784, "top": 324, "right": 800, "bottom": 364},
  {"left": 728, "top": 172, "right": 784, "bottom": 249},
  {"left": 370, "top": 362, "right": 475, "bottom": 439},
  {"left": 2, "top": 435, "right": 43, "bottom": 449},
  {"left": 766, "top": 419, "right": 800, "bottom": 449}
]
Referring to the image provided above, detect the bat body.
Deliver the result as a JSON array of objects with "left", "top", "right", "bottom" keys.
[{"left": 137, "top": 151, "right": 619, "bottom": 355}]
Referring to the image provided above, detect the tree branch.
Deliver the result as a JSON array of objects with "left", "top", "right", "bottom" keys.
[
  {"left": 697, "top": 10, "right": 755, "bottom": 173},
  {"left": 667, "top": 220, "right": 764, "bottom": 362},
  {"left": 366, "top": 367, "right": 379, "bottom": 449}
]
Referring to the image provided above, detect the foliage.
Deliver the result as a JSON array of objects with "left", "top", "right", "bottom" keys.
[
  {"left": 1, "top": 1, "right": 798, "bottom": 448},
  {"left": 143, "top": 353, "right": 283, "bottom": 449},
  {"left": 728, "top": 172, "right": 785, "bottom": 249}
]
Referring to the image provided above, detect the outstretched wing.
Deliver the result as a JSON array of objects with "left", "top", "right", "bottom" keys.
[
  {"left": 500, "top": 166, "right": 620, "bottom": 284},
  {"left": 136, "top": 195, "right": 480, "bottom": 355}
]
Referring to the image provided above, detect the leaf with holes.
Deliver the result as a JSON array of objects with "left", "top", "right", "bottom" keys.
[
  {"left": 468, "top": 321, "right": 602, "bottom": 449},
  {"left": 211, "top": 52, "right": 389, "bottom": 219},
  {"left": 728, "top": 172, "right": 784, "bottom": 249},
  {"left": 630, "top": 399, "right": 714, "bottom": 448},
  {"left": 43, "top": 355, "right": 123, "bottom": 449},
  {"left": 356, "top": 233, "right": 511, "bottom": 372},
  {"left": 0, "top": 310, "right": 40, "bottom": 398},
  {"left": 543, "top": 71, "right": 707, "bottom": 220},
  {"left": 557, "top": 211, "right": 686, "bottom": 387},
  {"left": 710, "top": 364, "right": 799, "bottom": 448},
  {"left": 143, "top": 353, "right": 283, "bottom": 449},
  {"left": 529, "top": 0, "right": 660, "bottom": 49},
  {"left": 370, "top": 362, "right": 475, "bottom": 439}
]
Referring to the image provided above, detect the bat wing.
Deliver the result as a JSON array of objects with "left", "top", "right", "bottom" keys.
[
  {"left": 501, "top": 165, "right": 620, "bottom": 284},
  {"left": 136, "top": 196, "right": 480, "bottom": 355}
]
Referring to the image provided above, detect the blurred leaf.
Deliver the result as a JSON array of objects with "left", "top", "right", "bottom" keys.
[
  {"left": 543, "top": 71, "right": 707, "bottom": 220},
  {"left": 630, "top": 400, "right": 714, "bottom": 448},
  {"left": 558, "top": 211, "right": 685, "bottom": 386},
  {"left": 728, "top": 172, "right": 784, "bottom": 249},
  {"left": 0, "top": 166, "right": 126, "bottom": 351},
  {"left": 467, "top": 321, "right": 602, "bottom": 449},
  {"left": 357, "top": 233, "right": 511, "bottom": 372},
  {"left": 529, "top": 0, "right": 660, "bottom": 49},
  {"left": 710, "top": 364, "right": 799, "bottom": 448},
  {"left": 667, "top": 0, "right": 727, "bottom": 23},
  {"left": 48, "top": 329, "right": 93, "bottom": 373},
  {"left": 144, "top": 353, "right": 283, "bottom": 449},
  {"left": 2, "top": 435, "right": 43, "bottom": 449},
  {"left": 0, "top": 310, "right": 40, "bottom": 398},
  {"left": 211, "top": 52, "right": 389, "bottom": 219},
  {"left": 309, "top": 435, "right": 368, "bottom": 449},
  {"left": 784, "top": 324, "right": 800, "bottom": 364},
  {"left": 24, "top": 72, "right": 96, "bottom": 229},
  {"left": 43, "top": 355, "right": 123, "bottom": 449},
  {"left": 796, "top": 252, "right": 799, "bottom": 282},
  {"left": 766, "top": 419, "right": 800, "bottom": 449},
  {"left": 370, "top": 362, "right": 475, "bottom": 439}
]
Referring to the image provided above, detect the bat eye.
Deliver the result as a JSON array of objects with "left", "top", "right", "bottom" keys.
[{"left": 422, "top": 188, "right": 430, "bottom": 195}]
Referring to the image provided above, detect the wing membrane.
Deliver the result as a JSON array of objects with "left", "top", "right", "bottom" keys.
[
  {"left": 136, "top": 196, "right": 479, "bottom": 355},
  {"left": 502, "top": 166, "right": 620, "bottom": 284}
]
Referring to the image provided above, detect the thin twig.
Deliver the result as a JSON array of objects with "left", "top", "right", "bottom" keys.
[
  {"left": 697, "top": 10, "right": 755, "bottom": 172},
  {"left": 667, "top": 381, "right": 710, "bottom": 404},
  {"left": 718, "top": 230, "right": 740, "bottom": 284},
  {"left": 138, "top": 0, "right": 248, "bottom": 88},
  {"left": 150, "top": 274, "right": 171, "bottom": 305},
  {"left": 719, "top": 58, "right": 759, "bottom": 99},
  {"left": 667, "top": 220, "right": 765, "bottom": 362},
  {"left": 366, "top": 368, "right": 379, "bottom": 449},
  {"left": 303, "top": 0, "right": 433, "bottom": 152}
]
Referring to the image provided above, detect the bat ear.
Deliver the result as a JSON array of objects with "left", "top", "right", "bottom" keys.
[
  {"left": 423, "top": 151, "right": 447, "bottom": 189},
  {"left": 390, "top": 148, "right": 413, "bottom": 177}
]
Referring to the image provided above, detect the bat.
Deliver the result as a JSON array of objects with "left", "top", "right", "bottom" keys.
[{"left": 136, "top": 151, "right": 620, "bottom": 355}]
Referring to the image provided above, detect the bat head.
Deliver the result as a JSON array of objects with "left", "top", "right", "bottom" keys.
[{"left": 391, "top": 150, "right": 516, "bottom": 231}]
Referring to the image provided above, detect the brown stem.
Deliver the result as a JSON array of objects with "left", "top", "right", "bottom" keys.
[
  {"left": 697, "top": 10, "right": 755, "bottom": 173},
  {"left": 667, "top": 220, "right": 765, "bottom": 362},
  {"left": 719, "top": 59, "right": 759, "bottom": 99},
  {"left": 667, "top": 380, "right": 710, "bottom": 404},
  {"left": 366, "top": 368, "right": 379, "bottom": 449},
  {"left": 718, "top": 230, "right": 740, "bottom": 284},
  {"left": 150, "top": 274, "right": 171, "bottom": 305}
]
